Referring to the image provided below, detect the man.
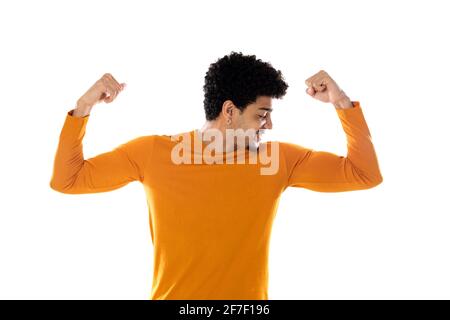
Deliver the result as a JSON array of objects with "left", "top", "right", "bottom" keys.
[{"left": 50, "top": 51, "right": 383, "bottom": 300}]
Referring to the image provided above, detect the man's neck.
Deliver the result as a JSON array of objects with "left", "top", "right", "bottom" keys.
[{"left": 198, "top": 121, "right": 241, "bottom": 153}]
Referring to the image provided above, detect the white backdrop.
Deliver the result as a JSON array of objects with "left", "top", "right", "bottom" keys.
[{"left": 1, "top": 0, "right": 449, "bottom": 299}]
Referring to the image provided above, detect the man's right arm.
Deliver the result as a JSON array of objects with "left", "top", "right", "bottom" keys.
[
  {"left": 49, "top": 73, "right": 154, "bottom": 194},
  {"left": 49, "top": 107, "right": 153, "bottom": 194},
  {"left": 71, "top": 103, "right": 92, "bottom": 118}
]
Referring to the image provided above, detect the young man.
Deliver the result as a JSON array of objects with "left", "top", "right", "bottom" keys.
[{"left": 50, "top": 51, "right": 383, "bottom": 300}]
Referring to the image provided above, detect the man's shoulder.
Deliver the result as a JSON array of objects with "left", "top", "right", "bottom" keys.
[
  {"left": 262, "top": 140, "right": 313, "bottom": 161},
  {"left": 263, "top": 140, "right": 310, "bottom": 151},
  {"left": 150, "top": 129, "right": 194, "bottom": 143},
  {"left": 130, "top": 130, "right": 194, "bottom": 149}
]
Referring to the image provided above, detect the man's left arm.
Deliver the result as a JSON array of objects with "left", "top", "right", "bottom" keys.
[{"left": 283, "top": 70, "right": 383, "bottom": 192}]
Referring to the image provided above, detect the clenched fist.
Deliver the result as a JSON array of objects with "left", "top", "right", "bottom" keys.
[
  {"left": 305, "top": 70, "right": 353, "bottom": 109},
  {"left": 73, "top": 73, "right": 126, "bottom": 117}
]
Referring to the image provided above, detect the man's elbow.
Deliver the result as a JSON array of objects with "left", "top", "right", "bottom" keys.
[
  {"left": 50, "top": 180, "right": 64, "bottom": 193},
  {"left": 49, "top": 180, "right": 73, "bottom": 194},
  {"left": 366, "top": 173, "right": 383, "bottom": 189}
]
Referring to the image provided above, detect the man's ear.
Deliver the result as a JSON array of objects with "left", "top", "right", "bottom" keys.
[{"left": 222, "top": 100, "right": 234, "bottom": 118}]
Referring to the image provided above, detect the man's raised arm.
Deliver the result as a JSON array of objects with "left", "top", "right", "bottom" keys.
[
  {"left": 281, "top": 70, "right": 383, "bottom": 192},
  {"left": 49, "top": 73, "right": 153, "bottom": 194}
]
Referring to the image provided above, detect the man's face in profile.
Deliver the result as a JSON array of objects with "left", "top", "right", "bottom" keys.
[{"left": 230, "top": 95, "right": 273, "bottom": 151}]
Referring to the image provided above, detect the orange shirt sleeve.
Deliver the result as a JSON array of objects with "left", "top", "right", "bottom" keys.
[
  {"left": 281, "top": 101, "right": 383, "bottom": 192},
  {"left": 50, "top": 109, "right": 154, "bottom": 194}
]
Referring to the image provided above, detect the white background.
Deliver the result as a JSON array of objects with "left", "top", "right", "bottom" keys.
[{"left": 1, "top": 0, "right": 449, "bottom": 299}]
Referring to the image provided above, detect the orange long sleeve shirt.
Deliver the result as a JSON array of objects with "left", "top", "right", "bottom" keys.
[{"left": 50, "top": 101, "right": 383, "bottom": 299}]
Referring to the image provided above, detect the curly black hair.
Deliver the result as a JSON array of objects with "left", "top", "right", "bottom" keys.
[{"left": 203, "top": 51, "right": 289, "bottom": 121}]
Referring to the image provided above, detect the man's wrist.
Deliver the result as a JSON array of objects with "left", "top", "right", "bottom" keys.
[
  {"left": 72, "top": 100, "right": 93, "bottom": 117},
  {"left": 72, "top": 104, "right": 92, "bottom": 118},
  {"left": 72, "top": 108, "right": 90, "bottom": 118},
  {"left": 332, "top": 95, "right": 354, "bottom": 109}
]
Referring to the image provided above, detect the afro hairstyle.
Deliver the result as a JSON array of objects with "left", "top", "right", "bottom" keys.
[{"left": 202, "top": 51, "right": 288, "bottom": 121}]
